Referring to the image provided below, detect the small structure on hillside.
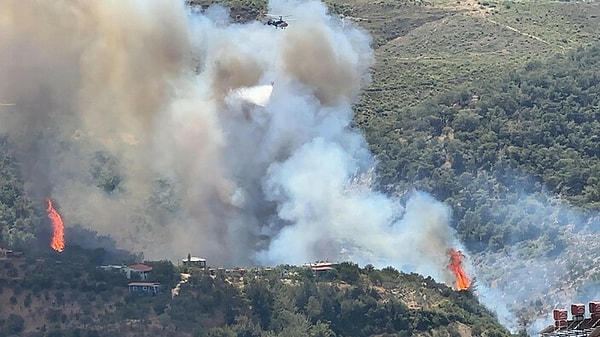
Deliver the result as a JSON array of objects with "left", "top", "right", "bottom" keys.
[
  {"left": 182, "top": 253, "right": 206, "bottom": 270},
  {"left": 99, "top": 265, "right": 124, "bottom": 272},
  {"left": 539, "top": 301, "right": 600, "bottom": 336},
  {"left": 99, "top": 263, "right": 153, "bottom": 280},
  {"left": 304, "top": 261, "right": 336, "bottom": 273},
  {"left": 128, "top": 282, "right": 162, "bottom": 295},
  {"left": 124, "top": 264, "right": 153, "bottom": 280}
]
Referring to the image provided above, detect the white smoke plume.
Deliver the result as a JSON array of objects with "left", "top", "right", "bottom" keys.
[
  {"left": 0, "top": 0, "right": 463, "bottom": 285},
  {"left": 463, "top": 183, "right": 600, "bottom": 333}
]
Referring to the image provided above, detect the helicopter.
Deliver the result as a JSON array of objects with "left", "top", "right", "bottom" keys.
[{"left": 265, "top": 15, "right": 293, "bottom": 29}]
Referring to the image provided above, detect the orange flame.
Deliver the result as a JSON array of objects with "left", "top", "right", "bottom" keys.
[
  {"left": 46, "top": 198, "right": 65, "bottom": 252},
  {"left": 448, "top": 248, "right": 471, "bottom": 290}
]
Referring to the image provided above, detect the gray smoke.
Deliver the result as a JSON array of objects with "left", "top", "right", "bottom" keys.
[
  {"left": 0, "top": 0, "right": 463, "bottom": 285},
  {"left": 467, "top": 186, "right": 600, "bottom": 333}
]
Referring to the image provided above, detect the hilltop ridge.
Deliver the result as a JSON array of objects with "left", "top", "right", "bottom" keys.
[{"left": 0, "top": 247, "right": 510, "bottom": 337}]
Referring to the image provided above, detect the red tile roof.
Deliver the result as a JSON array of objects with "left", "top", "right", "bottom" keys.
[{"left": 128, "top": 264, "right": 153, "bottom": 272}]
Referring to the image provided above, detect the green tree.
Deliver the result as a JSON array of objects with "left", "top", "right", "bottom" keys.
[
  {"left": 89, "top": 151, "right": 122, "bottom": 193},
  {"left": 2, "top": 313, "right": 24, "bottom": 335},
  {"left": 0, "top": 135, "right": 37, "bottom": 249},
  {"left": 335, "top": 262, "right": 361, "bottom": 284}
]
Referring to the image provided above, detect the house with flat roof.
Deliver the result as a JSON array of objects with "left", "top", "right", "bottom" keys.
[
  {"left": 300, "top": 261, "right": 339, "bottom": 279},
  {"left": 182, "top": 254, "right": 206, "bottom": 270},
  {"left": 128, "top": 282, "right": 162, "bottom": 295},
  {"left": 304, "top": 261, "right": 336, "bottom": 273}
]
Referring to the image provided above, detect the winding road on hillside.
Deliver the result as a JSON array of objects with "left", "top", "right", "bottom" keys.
[{"left": 455, "top": 0, "right": 565, "bottom": 49}]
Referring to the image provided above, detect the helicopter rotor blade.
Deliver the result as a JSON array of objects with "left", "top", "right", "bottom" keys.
[{"left": 266, "top": 14, "right": 293, "bottom": 18}]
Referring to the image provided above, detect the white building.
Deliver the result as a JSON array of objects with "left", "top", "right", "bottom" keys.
[{"left": 182, "top": 255, "right": 206, "bottom": 270}]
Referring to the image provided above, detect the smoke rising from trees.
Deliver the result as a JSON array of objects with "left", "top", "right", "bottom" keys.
[{"left": 0, "top": 0, "right": 461, "bottom": 285}]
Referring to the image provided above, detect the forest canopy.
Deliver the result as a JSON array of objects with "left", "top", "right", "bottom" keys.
[{"left": 362, "top": 44, "right": 600, "bottom": 252}]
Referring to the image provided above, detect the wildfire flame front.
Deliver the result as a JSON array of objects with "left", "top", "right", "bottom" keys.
[
  {"left": 46, "top": 198, "right": 65, "bottom": 252},
  {"left": 448, "top": 248, "right": 471, "bottom": 290}
]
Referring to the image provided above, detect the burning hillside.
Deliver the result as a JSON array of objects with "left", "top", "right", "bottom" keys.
[
  {"left": 0, "top": 0, "right": 468, "bottom": 288},
  {"left": 448, "top": 249, "right": 471, "bottom": 291},
  {"left": 46, "top": 198, "right": 65, "bottom": 253}
]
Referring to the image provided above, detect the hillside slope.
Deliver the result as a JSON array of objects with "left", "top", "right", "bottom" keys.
[
  {"left": 191, "top": 0, "right": 600, "bottom": 331},
  {"left": 345, "top": 0, "right": 600, "bottom": 331},
  {"left": 1, "top": 0, "right": 599, "bottom": 335},
  {"left": 0, "top": 250, "right": 510, "bottom": 337}
]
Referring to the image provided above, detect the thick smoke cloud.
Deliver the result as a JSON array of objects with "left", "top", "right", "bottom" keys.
[
  {"left": 0, "top": 0, "right": 197, "bottom": 258},
  {"left": 0, "top": 0, "right": 461, "bottom": 285}
]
